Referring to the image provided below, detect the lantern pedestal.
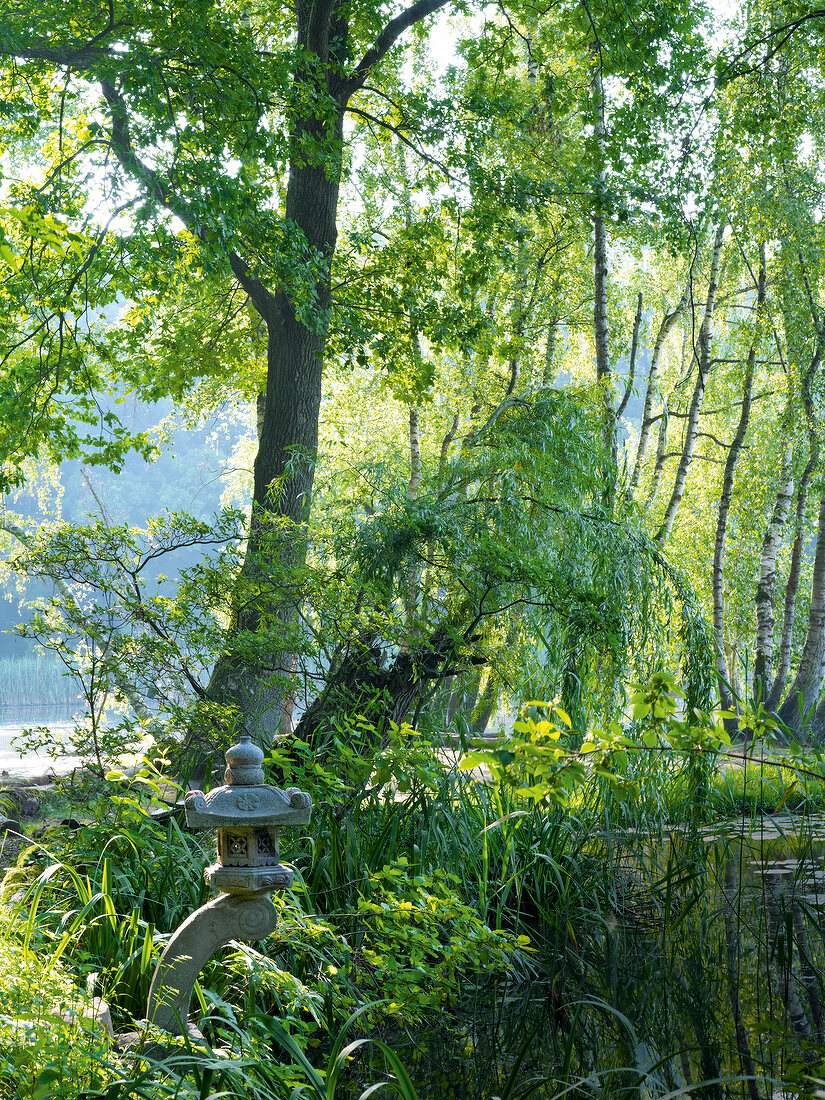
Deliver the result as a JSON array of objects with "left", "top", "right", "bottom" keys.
[{"left": 145, "top": 892, "right": 278, "bottom": 1040}]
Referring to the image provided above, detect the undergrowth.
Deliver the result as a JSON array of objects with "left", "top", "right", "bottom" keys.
[{"left": 1, "top": 682, "right": 825, "bottom": 1097}]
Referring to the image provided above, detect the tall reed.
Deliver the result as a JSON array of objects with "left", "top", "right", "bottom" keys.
[{"left": 0, "top": 655, "right": 77, "bottom": 707}]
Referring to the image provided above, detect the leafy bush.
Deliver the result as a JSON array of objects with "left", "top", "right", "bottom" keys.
[{"left": 0, "top": 909, "right": 122, "bottom": 1098}]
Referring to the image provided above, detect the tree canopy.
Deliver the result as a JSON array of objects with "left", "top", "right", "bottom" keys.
[{"left": 4, "top": 0, "right": 825, "bottom": 749}]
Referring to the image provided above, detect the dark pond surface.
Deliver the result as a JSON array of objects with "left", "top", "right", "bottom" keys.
[{"left": 393, "top": 813, "right": 825, "bottom": 1100}]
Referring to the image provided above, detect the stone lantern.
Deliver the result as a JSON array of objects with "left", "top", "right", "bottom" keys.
[{"left": 145, "top": 735, "right": 311, "bottom": 1040}]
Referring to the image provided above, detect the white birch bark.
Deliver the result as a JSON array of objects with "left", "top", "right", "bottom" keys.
[
  {"left": 615, "top": 291, "right": 642, "bottom": 422},
  {"left": 408, "top": 406, "right": 421, "bottom": 501},
  {"left": 589, "top": 42, "right": 615, "bottom": 475},
  {"left": 645, "top": 406, "right": 668, "bottom": 509},
  {"left": 776, "top": 490, "right": 825, "bottom": 735},
  {"left": 505, "top": 246, "right": 528, "bottom": 397},
  {"left": 771, "top": 246, "right": 824, "bottom": 721},
  {"left": 402, "top": 405, "right": 422, "bottom": 630},
  {"left": 629, "top": 286, "right": 690, "bottom": 490},
  {"left": 767, "top": 459, "right": 813, "bottom": 712},
  {"left": 594, "top": 210, "right": 610, "bottom": 389},
  {"left": 543, "top": 316, "right": 558, "bottom": 385},
  {"left": 712, "top": 245, "right": 765, "bottom": 709},
  {"left": 753, "top": 439, "right": 794, "bottom": 700}
]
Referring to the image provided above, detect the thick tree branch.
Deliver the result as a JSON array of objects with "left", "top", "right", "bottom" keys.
[
  {"left": 101, "top": 80, "right": 278, "bottom": 323},
  {"left": 2, "top": 42, "right": 118, "bottom": 67},
  {"left": 345, "top": 0, "right": 452, "bottom": 95},
  {"left": 100, "top": 80, "right": 191, "bottom": 224}
]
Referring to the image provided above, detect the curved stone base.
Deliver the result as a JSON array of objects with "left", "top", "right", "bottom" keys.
[{"left": 146, "top": 892, "right": 277, "bottom": 1038}]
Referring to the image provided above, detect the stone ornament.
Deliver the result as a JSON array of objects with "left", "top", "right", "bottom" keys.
[{"left": 145, "top": 735, "right": 312, "bottom": 1040}]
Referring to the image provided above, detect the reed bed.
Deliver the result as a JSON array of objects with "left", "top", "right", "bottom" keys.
[{"left": 0, "top": 656, "right": 78, "bottom": 707}]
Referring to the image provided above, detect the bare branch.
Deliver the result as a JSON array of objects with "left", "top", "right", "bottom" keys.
[{"left": 346, "top": 105, "right": 461, "bottom": 182}]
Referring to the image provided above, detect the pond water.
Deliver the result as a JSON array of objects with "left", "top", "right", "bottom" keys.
[
  {"left": 392, "top": 812, "right": 825, "bottom": 1100},
  {"left": 0, "top": 706, "right": 820, "bottom": 1094},
  {"left": 0, "top": 705, "right": 84, "bottom": 778}
]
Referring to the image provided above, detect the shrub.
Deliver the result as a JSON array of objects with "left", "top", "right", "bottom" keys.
[{"left": 0, "top": 908, "right": 121, "bottom": 1098}]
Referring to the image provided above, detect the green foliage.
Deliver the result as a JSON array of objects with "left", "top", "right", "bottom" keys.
[
  {"left": 267, "top": 1004, "right": 424, "bottom": 1100},
  {"left": 707, "top": 754, "right": 825, "bottom": 817},
  {"left": 310, "top": 382, "right": 716, "bottom": 734},
  {"left": 9, "top": 509, "right": 251, "bottom": 768},
  {"left": 353, "top": 861, "right": 528, "bottom": 1019},
  {"left": 0, "top": 907, "right": 124, "bottom": 1097},
  {"left": 5, "top": 0, "right": 825, "bottom": 1095},
  {"left": 13, "top": 755, "right": 208, "bottom": 1024},
  {"left": 3, "top": 679, "right": 825, "bottom": 1097},
  {"left": 460, "top": 671, "right": 731, "bottom": 811}
]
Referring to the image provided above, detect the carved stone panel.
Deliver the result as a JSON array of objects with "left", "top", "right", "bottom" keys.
[
  {"left": 221, "top": 826, "right": 253, "bottom": 867},
  {"left": 254, "top": 827, "right": 279, "bottom": 865},
  {"left": 218, "top": 824, "right": 280, "bottom": 868}
]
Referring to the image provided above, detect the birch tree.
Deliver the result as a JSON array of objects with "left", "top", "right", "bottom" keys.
[{"left": 656, "top": 223, "right": 726, "bottom": 544}]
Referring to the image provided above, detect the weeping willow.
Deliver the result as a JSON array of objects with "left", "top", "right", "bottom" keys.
[{"left": 304, "top": 386, "right": 715, "bottom": 733}]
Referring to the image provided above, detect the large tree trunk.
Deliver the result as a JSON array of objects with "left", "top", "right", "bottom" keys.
[
  {"left": 656, "top": 223, "right": 725, "bottom": 543},
  {"left": 776, "top": 491, "right": 825, "bottom": 737},
  {"left": 204, "top": 97, "right": 347, "bottom": 744},
  {"left": 712, "top": 245, "right": 765, "bottom": 710},
  {"left": 753, "top": 438, "right": 794, "bottom": 701},
  {"left": 773, "top": 282, "right": 825, "bottom": 730},
  {"left": 768, "top": 246, "right": 824, "bottom": 714},
  {"left": 767, "top": 452, "right": 815, "bottom": 712},
  {"left": 589, "top": 43, "right": 616, "bottom": 498},
  {"left": 293, "top": 627, "right": 460, "bottom": 750},
  {"left": 1, "top": 0, "right": 455, "bottom": 761},
  {"left": 202, "top": 0, "right": 454, "bottom": 749}
]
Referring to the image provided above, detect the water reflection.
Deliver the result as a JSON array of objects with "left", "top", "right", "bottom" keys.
[{"left": 403, "top": 815, "right": 825, "bottom": 1099}]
